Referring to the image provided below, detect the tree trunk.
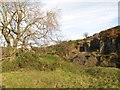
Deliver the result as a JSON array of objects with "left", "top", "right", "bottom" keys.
[{"left": 13, "top": 40, "right": 18, "bottom": 58}]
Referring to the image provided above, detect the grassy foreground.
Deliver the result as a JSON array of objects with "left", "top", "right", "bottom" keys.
[
  {"left": 2, "top": 52, "right": 120, "bottom": 88},
  {"left": 2, "top": 67, "right": 120, "bottom": 88}
]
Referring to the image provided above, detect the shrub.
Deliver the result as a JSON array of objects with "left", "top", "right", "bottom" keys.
[
  {"left": 2, "top": 51, "right": 42, "bottom": 72},
  {"left": 2, "top": 52, "right": 64, "bottom": 72}
]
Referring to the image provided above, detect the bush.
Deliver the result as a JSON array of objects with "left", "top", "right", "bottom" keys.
[
  {"left": 17, "top": 51, "right": 39, "bottom": 61},
  {"left": 2, "top": 51, "right": 42, "bottom": 72},
  {"left": 2, "top": 60, "right": 19, "bottom": 72},
  {"left": 2, "top": 51, "right": 64, "bottom": 72}
]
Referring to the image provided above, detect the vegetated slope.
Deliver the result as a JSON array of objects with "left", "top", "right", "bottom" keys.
[
  {"left": 2, "top": 51, "right": 120, "bottom": 88},
  {"left": 2, "top": 26, "right": 120, "bottom": 68},
  {"left": 2, "top": 26, "right": 120, "bottom": 88},
  {"left": 32, "top": 25, "right": 120, "bottom": 68}
]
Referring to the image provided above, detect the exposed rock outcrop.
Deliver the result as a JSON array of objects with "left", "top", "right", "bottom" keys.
[
  {"left": 54, "top": 26, "right": 120, "bottom": 68},
  {"left": 99, "top": 26, "right": 120, "bottom": 54},
  {"left": 90, "top": 38, "right": 100, "bottom": 52},
  {"left": 69, "top": 52, "right": 98, "bottom": 67}
]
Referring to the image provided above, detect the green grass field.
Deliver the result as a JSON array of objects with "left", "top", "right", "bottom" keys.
[
  {"left": 2, "top": 67, "right": 120, "bottom": 88},
  {"left": 1, "top": 52, "right": 120, "bottom": 88}
]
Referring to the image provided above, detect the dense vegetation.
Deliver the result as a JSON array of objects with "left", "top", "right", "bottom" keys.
[{"left": 2, "top": 51, "right": 120, "bottom": 88}]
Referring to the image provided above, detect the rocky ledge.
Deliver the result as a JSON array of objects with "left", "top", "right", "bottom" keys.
[
  {"left": 39, "top": 26, "right": 120, "bottom": 68},
  {"left": 68, "top": 26, "right": 120, "bottom": 68}
]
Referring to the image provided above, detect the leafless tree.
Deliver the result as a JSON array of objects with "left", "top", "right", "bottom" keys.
[
  {"left": 83, "top": 32, "right": 88, "bottom": 39},
  {"left": 0, "top": 1, "right": 60, "bottom": 54}
]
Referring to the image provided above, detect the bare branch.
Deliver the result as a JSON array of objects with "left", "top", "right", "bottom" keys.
[{"left": 0, "top": 1, "right": 60, "bottom": 51}]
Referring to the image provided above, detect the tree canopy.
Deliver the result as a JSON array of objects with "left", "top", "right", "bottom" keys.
[{"left": 0, "top": 1, "right": 60, "bottom": 51}]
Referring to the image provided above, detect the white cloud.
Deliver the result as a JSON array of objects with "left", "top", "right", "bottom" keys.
[
  {"left": 39, "top": 0, "right": 118, "bottom": 40},
  {"left": 61, "top": 2, "right": 117, "bottom": 26}
]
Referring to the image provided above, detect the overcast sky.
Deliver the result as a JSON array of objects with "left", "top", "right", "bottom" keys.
[
  {"left": 37, "top": 0, "right": 119, "bottom": 40},
  {"left": 1, "top": 0, "right": 119, "bottom": 40}
]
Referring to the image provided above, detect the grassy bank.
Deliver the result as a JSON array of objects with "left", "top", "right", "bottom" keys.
[
  {"left": 2, "top": 67, "right": 120, "bottom": 88},
  {"left": 2, "top": 52, "right": 120, "bottom": 88}
]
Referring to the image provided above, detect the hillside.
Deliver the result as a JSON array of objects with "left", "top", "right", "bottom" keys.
[
  {"left": 2, "top": 53, "right": 120, "bottom": 88},
  {"left": 32, "top": 26, "right": 120, "bottom": 68},
  {"left": 1, "top": 25, "right": 120, "bottom": 88}
]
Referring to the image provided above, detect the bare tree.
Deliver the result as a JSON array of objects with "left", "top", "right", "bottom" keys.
[
  {"left": 0, "top": 1, "right": 60, "bottom": 54},
  {"left": 83, "top": 32, "right": 89, "bottom": 52},
  {"left": 83, "top": 32, "right": 88, "bottom": 39}
]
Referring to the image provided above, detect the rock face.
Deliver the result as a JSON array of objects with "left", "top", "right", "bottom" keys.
[
  {"left": 99, "top": 26, "right": 120, "bottom": 54},
  {"left": 90, "top": 38, "right": 100, "bottom": 52},
  {"left": 54, "top": 26, "right": 120, "bottom": 68},
  {"left": 74, "top": 26, "right": 120, "bottom": 68}
]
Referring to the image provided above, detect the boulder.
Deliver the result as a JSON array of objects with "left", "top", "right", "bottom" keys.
[{"left": 69, "top": 52, "right": 98, "bottom": 67}]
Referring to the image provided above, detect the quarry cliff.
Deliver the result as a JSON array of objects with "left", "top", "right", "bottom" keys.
[{"left": 37, "top": 25, "right": 120, "bottom": 68}]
